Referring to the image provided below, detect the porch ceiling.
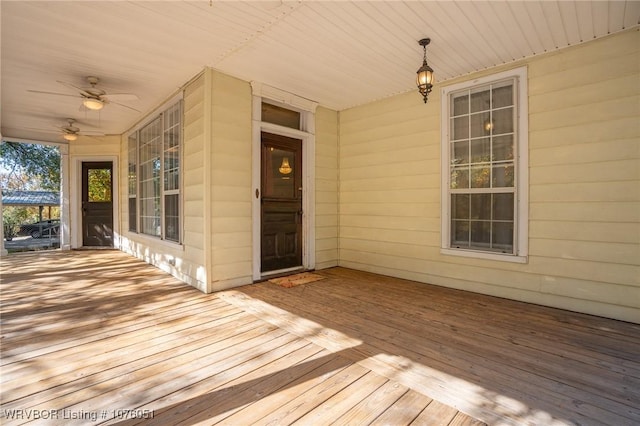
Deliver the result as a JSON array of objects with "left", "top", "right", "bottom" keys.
[{"left": 1, "top": 1, "right": 638, "bottom": 144}]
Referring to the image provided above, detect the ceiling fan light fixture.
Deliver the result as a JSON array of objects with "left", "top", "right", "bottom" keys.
[
  {"left": 83, "top": 98, "right": 104, "bottom": 111},
  {"left": 63, "top": 132, "right": 78, "bottom": 141}
]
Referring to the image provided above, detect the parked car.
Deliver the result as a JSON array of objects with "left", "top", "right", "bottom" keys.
[{"left": 18, "top": 219, "right": 60, "bottom": 239}]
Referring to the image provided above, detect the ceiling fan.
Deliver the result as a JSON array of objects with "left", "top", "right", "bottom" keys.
[
  {"left": 28, "top": 76, "right": 140, "bottom": 112},
  {"left": 58, "top": 118, "right": 106, "bottom": 141},
  {"left": 24, "top": 118, "right": 105, "bottom": 141}
]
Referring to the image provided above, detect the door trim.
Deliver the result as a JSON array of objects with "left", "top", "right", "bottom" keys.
[
  {"left": 70, "top": 155, "right": 119, "bottom": 249},
  {"left": 251, "top": 93, "right": 316, "bottom": 281}
]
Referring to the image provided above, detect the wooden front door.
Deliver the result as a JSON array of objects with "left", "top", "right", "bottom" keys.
[
  {"left": 82, "top": 161, "right": 114, "bottom": 247},
  {"left": 261, "top": 132, "right": 303, "bottom": 272}
]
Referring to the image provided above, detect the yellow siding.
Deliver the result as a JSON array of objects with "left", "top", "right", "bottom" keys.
[
  {"left": 208, "top": 69, "right": 253, "bottom": 290},
  {"left": 181, "top": 74, "right": 208, "bottom": 286},
  {"left": 315, "top": 106, "right": 339, "bottom": 269},
  {"left": 338, "top": 29, "right": 640, "bottom": 323},
  {"left": 70, "top": 135, "right": 120, "bottom": 156}
]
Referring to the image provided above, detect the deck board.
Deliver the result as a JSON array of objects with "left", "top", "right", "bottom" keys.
[{"left": 1, "top": 250, "right": 638, "bottom": 425}]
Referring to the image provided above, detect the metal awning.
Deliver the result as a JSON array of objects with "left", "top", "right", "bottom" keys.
[{"left": 2, "top": 190, "right": 60, "bottom": 206}]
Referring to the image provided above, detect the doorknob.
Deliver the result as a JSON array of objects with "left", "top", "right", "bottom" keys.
[{"left": 255, "top": 188, "right": 260, "bottom": 199}]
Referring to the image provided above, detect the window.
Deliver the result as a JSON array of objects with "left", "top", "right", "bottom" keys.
[
  {"left": 261, "top": 101, "right": 301, "bottom": 129},
  {"left": 128, "top": 99, "right": 182, "bottom": 243},
  {"left": 441, "top": 67, "right": 528, "bottom": 262}
]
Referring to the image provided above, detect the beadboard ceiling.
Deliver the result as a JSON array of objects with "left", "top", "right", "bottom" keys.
[{"left": 1, "top": 1, "right": 638, "bottom": 144}]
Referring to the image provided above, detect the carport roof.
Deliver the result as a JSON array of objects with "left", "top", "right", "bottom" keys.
[{"left": 2, "top": 190, "right": 60, "bottom": 206}]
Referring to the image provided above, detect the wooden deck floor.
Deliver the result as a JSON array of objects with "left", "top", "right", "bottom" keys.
[{"left": 1, "top": 251, "right": 638, "bottom": 425}]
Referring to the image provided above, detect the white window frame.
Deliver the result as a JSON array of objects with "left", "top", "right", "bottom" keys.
[
  {"left": 440, "top": 66, "right": 529, "bottom": 263},
  {"left": 127, "top": 95, "right": 183, "bottom": 245}
]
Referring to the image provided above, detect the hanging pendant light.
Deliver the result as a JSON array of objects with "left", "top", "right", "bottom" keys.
[{"left": 416, "top": 38, "right": 434, "bottom": 104}]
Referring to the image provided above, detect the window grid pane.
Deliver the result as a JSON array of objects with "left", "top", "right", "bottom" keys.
[{"left": 164, "top": 194, "right": 179, "bottom": 242}]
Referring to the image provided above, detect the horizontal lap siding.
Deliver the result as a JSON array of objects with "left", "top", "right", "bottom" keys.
[
  {"left": 526, "top": 29, "right": 640, "bottom": 321},
  {"left": 315, "top": 107, "right": 339, "bottom": 269},
  {"left": 338, "top": 29, "right": 640, "bottom": 323},
  {"left": 209, "top": 70, "right": 253, "bottom": 290},
  {"left": 339, "top": 88, "right": 442, "bottom": 292},
  {"left": 183, "top": 75, "right": 206, "bottom": 258}
]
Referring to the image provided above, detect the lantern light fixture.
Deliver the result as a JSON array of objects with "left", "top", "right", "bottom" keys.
[{"left": 416, "top": 38, "right": 434, "bottom": 104}]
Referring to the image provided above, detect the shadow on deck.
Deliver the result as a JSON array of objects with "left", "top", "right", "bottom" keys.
[{"left": 1, "top": 250, "right": 638, "bottom": 425}]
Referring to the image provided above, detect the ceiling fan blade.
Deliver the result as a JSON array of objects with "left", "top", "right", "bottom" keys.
[
  {"left": 109, "top": 100, "right": 141, "bottom": 113},
  {"left": 22, "top": 127, "right": 56, "bottom": 133},
  {"left": 103, "top": 93, "right": 139, "bottom": 101},
  {"left": 27, "top": 89, "right": 81, "bottom": 98},
  {"left": 56, "top": 80, "right": 86, "bottom": 92}
]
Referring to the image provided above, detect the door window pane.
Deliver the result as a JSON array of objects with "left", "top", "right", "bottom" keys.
[
  {"left": 87, "top": 169, "right": 112, "bottom": 202},
  {"left": 267, "top": 147, "right": 296, "bottom": 198}
]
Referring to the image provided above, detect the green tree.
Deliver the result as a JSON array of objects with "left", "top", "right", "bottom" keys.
[
  {"left": 1, "top": 142, "right": 61, "bottom": 242},
  {"left": 3, "top": 206, "right": 30, "bottom": 240},
  {"left": 88, "top": 168, "right": 112, "bottom": 201},
  {"left": 0, "top": 142, "right": 60, "bottom": 190}
]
